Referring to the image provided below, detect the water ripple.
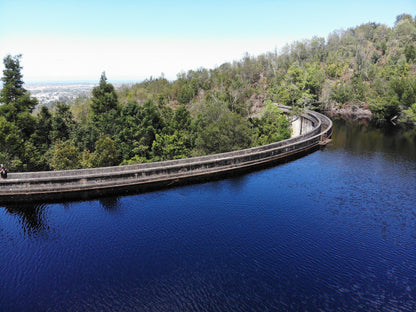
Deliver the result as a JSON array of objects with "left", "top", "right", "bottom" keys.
[{"left": 1, "top": 120, "right": 416, "bottom": 311}]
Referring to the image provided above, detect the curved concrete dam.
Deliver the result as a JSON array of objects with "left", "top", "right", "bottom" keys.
[{"left": 0, "top": 107, "right": 332, "bottom": 204}]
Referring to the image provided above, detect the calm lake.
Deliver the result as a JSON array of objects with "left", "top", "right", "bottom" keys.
[{"left": 1, "top": 119, "right": 415, "bottom": 311}]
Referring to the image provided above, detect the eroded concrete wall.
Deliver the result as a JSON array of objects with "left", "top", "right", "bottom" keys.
[{"left": 291, "top": 116, "right": 316, "bottom": 137}]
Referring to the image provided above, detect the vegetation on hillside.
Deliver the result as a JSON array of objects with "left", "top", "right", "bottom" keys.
[
  {"left": 1, "top": 14, "right": 415, "bottom": 172},
  {"left": 115, "top": 14, "right": 416, "bottom": 124},
  {"left": 0, "top": 58, "right": 290, "bottom": 171}
]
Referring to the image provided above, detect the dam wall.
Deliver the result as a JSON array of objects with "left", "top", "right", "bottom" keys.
[
  {"left": 0, "top": 107, "right": 332, "bottom": 203},
  {"left": 291, "top": 116, "right": 316, "bottom": 137}
]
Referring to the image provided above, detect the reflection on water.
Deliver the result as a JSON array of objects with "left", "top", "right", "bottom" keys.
[
  {"left": 0, "top": 197, "right": 122, "bottom": 235},
  {"left": 324, "top": 120, "right": 416, "bottom": 244},
  {"left": 331, "top": 118, "right": 416, "bottom": 160},
  {"left": 1, "top": 119, "right": 416, "bottom": 311},
  {"left": 2, "top": 203, "right": 50, "bottom": 236},
  {"left": 99, "top": 197, "right": 121, "bottom": 211}
]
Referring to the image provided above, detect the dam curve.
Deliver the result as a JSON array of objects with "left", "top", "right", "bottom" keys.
[{"left": 0, "top": 106, "right": 332, "bottom": 204}]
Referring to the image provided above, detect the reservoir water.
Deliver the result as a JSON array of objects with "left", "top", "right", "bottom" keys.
[{"left": 1, "top": 119, "right": 415, "bottom": 311}]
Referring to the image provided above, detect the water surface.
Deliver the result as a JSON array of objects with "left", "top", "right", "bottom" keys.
[{"left": 1, "top": 120, "right": 415, "bottom": 311}]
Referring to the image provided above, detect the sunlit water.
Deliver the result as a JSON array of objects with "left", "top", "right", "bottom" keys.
[{"left": 1, "top": 120, "right": 415, "bottom": 311}]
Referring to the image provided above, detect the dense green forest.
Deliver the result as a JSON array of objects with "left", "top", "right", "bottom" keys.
[
  {"left": 0, "top": 57, "right": 290, "bottom": 171},
  {"left": 1, "top": 14, "right": 415, "bottom": 172},
  {"left": 111, "top": 14, "right": 416, "bottom": 122}
]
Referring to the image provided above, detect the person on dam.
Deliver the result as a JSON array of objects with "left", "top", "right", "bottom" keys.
[{"left": 0, "top": 164, "right": 8, "bottom": 179}]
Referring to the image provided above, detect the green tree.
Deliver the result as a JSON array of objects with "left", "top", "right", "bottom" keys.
[
  {"left": 151, "top": 132, "right": 190, "bottom": 161},
  {"left": 50, "top": 102, "right": 76, "bottom": 142},
  {"left": 330, "top": 81, "right": 353, "bottom": 104},
  {"left": 402, "top": 103, "right": 416, "bottom": 125},
  {"left": 0, "top": 115, "right": 24, "bottom": 169},
  {"left": 49, "top": 140, "right": 81, "bottom": 170},
  {"left": 1, "top": 55, "right": 25, "bottom": 104},
  {"left": 404, "top": 43, "right": 416, "bottom": 62},
  {"left": 395, "top": 14, "right": 414, "bottom": 27},
  {"left": 172, "top": 104, "right": 192, "bottom": 132},
  {"left": 0, "top": 54, "right": 38, "bottom": 171},
  {"left": 177, "top": 82, "right": 195, "bottom": 104},
  {"left": 32, "top": 106, "right": 52, "bottom": 150},
  {"left": 116, "top": 101, "right": 147, "bottom": 161},
  {"left": 29, "top": 106, "right": 53, "bottom": 170},
  {"left": 193, "top": 102, "right": 252, "bottom": 155},
  {"left": 115, "top": 99, "right": 165, "bottom": 162},
  {"left": 89, "top": 72, "right": 121, "bottom": 139},
  {"left": 0, "top": 55, "right": 37, "bottom": 122},
  {"left": 91, "top": 72, "right": 119, "bottom": 115},
  {"left": 79, "top": 136, "right": 120, "bottom": 169},
  {"left": 139, "top": 99, "right": 165, "bottom": 151},
  {"left": 252, "top": 103, "right": 291, "bottom": 146},
  {"left": 89, "top": 135, "right": 120, "bottom": 167}
]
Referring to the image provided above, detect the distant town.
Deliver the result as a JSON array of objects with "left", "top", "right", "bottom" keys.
[
  {"left": 25, "top": 82, "right": 129, "bottom": 106},
  {"left": 24, "top": 82, "right": 96, "bottom": 106}
]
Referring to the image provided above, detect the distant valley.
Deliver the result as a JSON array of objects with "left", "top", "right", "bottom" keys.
[{"left": 25, "top": 82, "right": 97, "bottom": 106}]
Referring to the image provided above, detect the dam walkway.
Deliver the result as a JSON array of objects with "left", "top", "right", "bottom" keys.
[{"left": 0, "top": 106, "right": 332, "bottom": 203}]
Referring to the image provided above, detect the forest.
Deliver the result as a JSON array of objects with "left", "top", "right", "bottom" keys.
[{"left": 0, "top": 14, "right": 415, "bottom": 172}]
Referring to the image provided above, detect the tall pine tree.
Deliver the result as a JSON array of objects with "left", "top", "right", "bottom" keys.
[
  {"left": 0, "top": 54, "right": 37, "bottom": 122},
  {"left": 91, "top": 72, "right": 118, "bottom": 115},
  {"left": 0, "top": 54, "right": 38, "bottom": 171}
]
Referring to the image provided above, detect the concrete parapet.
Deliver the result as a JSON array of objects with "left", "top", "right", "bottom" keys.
[{"left": 0, "top": 107, "right": 332, "bottom": 203}]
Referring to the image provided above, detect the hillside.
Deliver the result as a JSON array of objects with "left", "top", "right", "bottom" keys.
[
  {"left": 116, "top": 14, "right": 416, "bottom": 125},
  {"left": 1, "top": 14, "right": 415, "bottom": 172}
]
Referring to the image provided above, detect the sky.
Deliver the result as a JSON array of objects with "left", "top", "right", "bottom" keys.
[{"left": 0, "top": 0, "right": 415, "bottom": 83}]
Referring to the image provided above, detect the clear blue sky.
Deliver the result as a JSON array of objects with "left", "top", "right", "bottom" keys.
[{"left": 0, "top": 0, "right": 415, "bottom": 82}]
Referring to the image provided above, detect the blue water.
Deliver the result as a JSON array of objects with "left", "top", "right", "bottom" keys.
[{"left": 1, "top": 120, "right": 416, "bottom": 311}]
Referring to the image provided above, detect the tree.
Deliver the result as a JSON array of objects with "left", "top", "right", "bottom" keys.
[
  {"left": 394, "top": 16, "right": 416, "bottom": 43},
  {"left": 402, "top": 103, "right": 416, "bottom": 125},
  {"left": 32, "top": 106, "right": 52, "bottom": 151},
  {"left": 50, "top": 102, "right": 76, "bottom": 142},
  {"left": 404, "top": 43, "right": 416, "bottom": 62},
  {"left": 252, "top": 103, "right": 291, "bottom": 146},
  {"left": 0, "top": 115, "right": 24, "bottom": 168},
  {"left": 30, "top": 106, "right": 53, "bottom": 170},
  {"left": 0, "top": 54, "right": 37, "bottom": 122},
  {"left": 80, "top": 136, "right": 120, "bottom": 168},
  {"left": 90, "top": 135, "right": 120, "bottom": 167},
  {"left": 116, "top": 101, "right": 147, "bottom": 161},
  {"left": 49, "top": 140, "right": 81, "bottom": 170},
  {"left": 0, "top": 54, "right": 38, "bottom": 171},
  {"left": 89, "top": 72, "right": 121, "bottom": 138},
  {"left": 1, "top": 54, "right": 25, "bottom": 104},
  {"left": 395, "top": 14, "right": 414, "bottom": 27},
  {"left": 193, "top": 101, "right": 252, "bottom": 155},
  {"left": 90, "top": 72, "right": 119, "bottom": 115},
  {"left": 172, "top": 104, "right": 192, "bottom": 132},
  {"left": 151, "top": 132, "right": 190, "bottom": 161}
]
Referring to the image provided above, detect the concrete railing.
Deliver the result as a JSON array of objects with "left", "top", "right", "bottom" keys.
[{"left": 0, "top": 107, "right": 332, "bottom": 203}]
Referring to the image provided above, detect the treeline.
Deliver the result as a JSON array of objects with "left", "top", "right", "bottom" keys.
[
  {"left": 1, "top": 13, "right": 415, "bottom": 172},
  {"left": 115, "top": 13, "right": 416, "bottom": 123},
  {"left": 0, "top": 57, "right": 290, "bottom": 172}
]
